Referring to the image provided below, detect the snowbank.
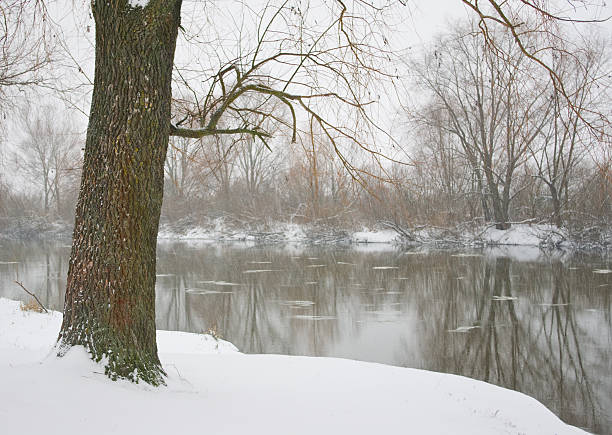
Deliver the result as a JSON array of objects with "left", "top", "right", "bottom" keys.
[
  {"left": 351, "top": 229, "right": 399, "bottom": 244},
  {"left": 159, "top": 219, "right": 402, "bottom": 246},
  {"left": 0, "top": 298, "right": 586, "bottom": 435},
  {"left": 479, "top": 224, "right": 566, "bottom": 246},
  {"left": 4, "top": 215, "right": 608, "bottom": 250},
  {"left": 158, "top": 219, "right": 310, "bottom": 242},
  {"left": 157, "top": 218, "right": 602, "bottom": 250},
  {"left": 0, "top": 217, "right": 72, "bottom": 240}
]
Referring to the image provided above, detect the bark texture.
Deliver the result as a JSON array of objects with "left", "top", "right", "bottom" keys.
[{"left": 58, "top": 0, "right": 182, "bottom": 385}]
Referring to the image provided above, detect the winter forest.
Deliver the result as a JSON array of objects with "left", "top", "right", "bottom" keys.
[{"left": 0, "top": 1, "right": 611, "bottom": 435}]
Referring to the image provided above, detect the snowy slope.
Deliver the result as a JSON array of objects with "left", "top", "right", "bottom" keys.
[{"left": 0, "top": 298, "right": 587, "bottom": 435}]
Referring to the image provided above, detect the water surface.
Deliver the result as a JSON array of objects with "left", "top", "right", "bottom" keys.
[{"left": 1, "top": 240, "right": 610, "bottom": 433}]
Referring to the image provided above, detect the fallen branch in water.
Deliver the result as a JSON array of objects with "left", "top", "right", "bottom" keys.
[{"left": 14, "top": 281, "right": 48, "bottom": 313}]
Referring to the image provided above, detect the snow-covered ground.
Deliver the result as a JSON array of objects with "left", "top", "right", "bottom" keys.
[
  {"left": 0, "top": 298, "right": 587, "bottom": 435},
  {"left": 158, "top": 219, "right": 311, "bottom": 243},
  {"left": 158, "top": 218, "right": 546, "bottom": 246},
  {"left": 2, "top": 215, "right": 608, "bottom": 250},
  {"left": 478, "top": 224, "right": 566, "bottom": 246},
  {"left": 352, "top": 228, "right": 399, "bottom": 244},
  {"left": 157, "top": 218, "right": 610, "bottom": 249}
]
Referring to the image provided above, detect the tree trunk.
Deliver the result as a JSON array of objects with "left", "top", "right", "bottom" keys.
[
  {"left": 43, "top": 172, "right": 49, "bottom": 215},
  {"left": 55, "top": 173, "right": 61, "bottom": 217},
  {"left": 475, "top": 169, "right": 491, "bottom": 222},
  {"left": 550, "top": 185, "right": 562, "bottom": 228},
  {"left": 483, "top": 166, "right": 510, "bottom": 230},
  {"left": 57, "top": 0, "right": 182, "bottom": 386}
]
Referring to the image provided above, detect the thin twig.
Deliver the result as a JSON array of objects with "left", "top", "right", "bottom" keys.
[{"left": 14, "top": 281, "right": 48, "bottom": 313}]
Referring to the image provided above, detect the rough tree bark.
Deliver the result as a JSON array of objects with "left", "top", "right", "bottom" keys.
[{"left": 57, "top": 0, "right": 182, "bottom": 385}]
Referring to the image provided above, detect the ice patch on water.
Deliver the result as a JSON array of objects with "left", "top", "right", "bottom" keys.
[
  {"left": 538, "top": 303, "right": 569, "bottom": 307},
  {"left": 198, "top": 281, "right": 242, "bottom": 286},
  {"left": 447, "top": 326, "right": 480, "bottom": 333},
  {"left": 242, "top": 269, "right": 280, "bottom": 274},
  {"left": 185, "top": 288, "right": 233, "bottom": 295},
  {"left": 280, "top": 300, "right": 315, "bottom": 307},
  {"left": 292, "top": 315, "right": 336, "bottom": 320},
  {"left": 492, "top": 296, "right": 518, "bottom": 301}
]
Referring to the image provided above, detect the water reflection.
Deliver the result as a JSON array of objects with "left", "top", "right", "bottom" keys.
[{"left": 0, "top": 240, "right": 610, "bottom": 433}]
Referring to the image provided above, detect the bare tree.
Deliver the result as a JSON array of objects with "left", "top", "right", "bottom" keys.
[
  {"left": 237, "top": 135, "right": 281, "bottom": 199},
  {"left": 164, "top": 136, "right": 201, "bottom": 200},
  {"left": 530, "top": 42, "right": 608, "bottom": 226},
  {"left": 203, "top": 134, "right": 238, "bottom": 206},
  {"left": 409, "top": 105, "right": 474, "bottom": 224},
  {"left": 0, "top": 0, "right": 67, "bottom": 221},
  {"left": 410, "top": 21, "right": 553, "bottom": 229},
  {"left": 283, "top": 117, "right": 356, "bottom": 222},
  {"left": 13, "top": 104, "right": 80, "bottom": 217},
  {"left": 0, "top": 1, "right": 56, "bottom": 110},
  {"left": 461, "top": 0, "right": 610, "bottom": 129}
]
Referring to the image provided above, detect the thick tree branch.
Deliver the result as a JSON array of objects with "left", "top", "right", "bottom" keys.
[{"left": 169, "top": 124, "right": 272, "bottom": 140}]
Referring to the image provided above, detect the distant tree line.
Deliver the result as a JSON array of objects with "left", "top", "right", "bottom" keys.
[
  {"left": 1, "top": 18, "right": 609, "bottom": 237},
  {"left": 1, "top": 91, "right": 610, "bottom": 237}
]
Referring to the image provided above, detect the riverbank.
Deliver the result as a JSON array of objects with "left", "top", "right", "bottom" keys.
[
  {"left": 1, "top": 215, "right": 609, "bottom": 251},
  {"left": 0, "top": 297, "right": 588, "bottom": 435},
  {"left": 158, "top": 218, "right": 611, "bottom": 251}
]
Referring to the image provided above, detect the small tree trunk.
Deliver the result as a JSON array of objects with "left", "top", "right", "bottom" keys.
[
  {"left": 489, "top": 183, "right": 510, "bottom": 230},
  {"left": 482, "top": 165, "right": 510, "bottom": 230},
  {"left": 549, "top": 185, "right": 562, "bottom": 227},
  {"left": 43, "top": 173, "right": 49, "bottom": 215},
  {"left": 473, "top": 167, "right": 491, "bottom": 221},
  {"left": 57, "top": 0, "right": 182, "bottom": 386},
  {"left": 55, "top": 176, "right": 61, "bottom": 217}
]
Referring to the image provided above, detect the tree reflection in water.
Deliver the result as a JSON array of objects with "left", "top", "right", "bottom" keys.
[
  {"left": 0, "top": 241, "right": 609, "bottom": 432},
  {"left": 427, "top": 257, "right": 606, "bottom": 432}
]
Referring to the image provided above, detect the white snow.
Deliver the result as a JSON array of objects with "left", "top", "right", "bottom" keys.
[
  {"left": 157, "top": 220, "right": 584, "bottom": 252},
  {"left": 447, "top": 325, "right": 481, "bottom": 333},
  {"left": 0, "top": 297, "right": 587, "bottom": 435},
  {"left": 352, "top": 229, "right": 400, "bottom": 244},
  {"left": 479, "top": 224, "right": 566, "bottom": 246},
  {"left": 158, "top": 219, "right": 308, "bottom": 243},
  {"left": 158, "top": 220, "right": 404, "bottom": 246}
]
